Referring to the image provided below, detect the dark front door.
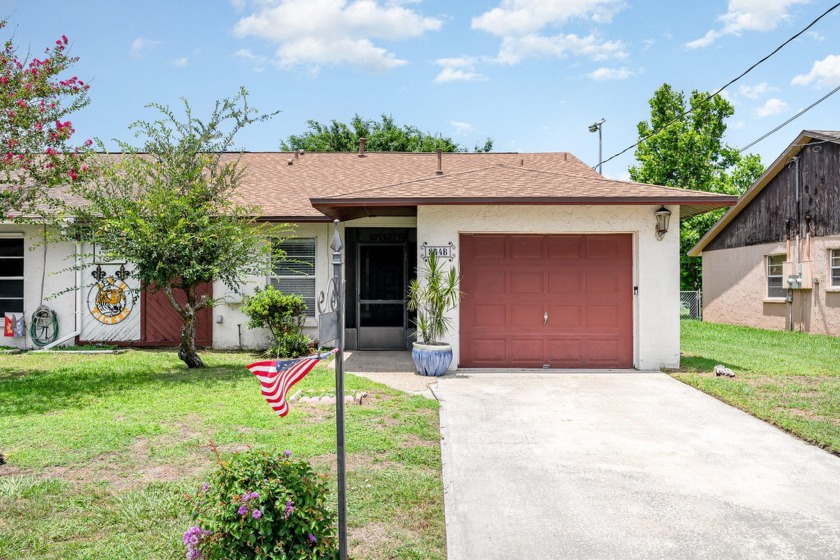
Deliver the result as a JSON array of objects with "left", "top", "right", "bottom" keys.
[{"left": 357, "top": 244, "right": 408, "bottom": 349}]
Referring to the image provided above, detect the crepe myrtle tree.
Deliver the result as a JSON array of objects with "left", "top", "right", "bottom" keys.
[
  {"left": 71, "top": 88, "right": 287, "bottom": 368},
  {"left": 0, "top": 20, "right": 92, "bottom": 217}
]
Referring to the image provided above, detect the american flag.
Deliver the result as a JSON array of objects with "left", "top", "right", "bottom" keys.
[{"left": 246, "top": 350, "right": 336, "bottom": 417}]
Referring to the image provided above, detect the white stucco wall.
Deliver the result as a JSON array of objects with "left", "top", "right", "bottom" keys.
[
  {"left": 212, "top": 222, "right": 335, "bottom": 350},
  {"left": 416, "top": 204, "right": 681, "bottom": 370},
  {"left": 703, "top": 236, "right": 840, "bottom": 336},
  {"left": 1, "top": 224, "right": 78, "bottom": 349}
]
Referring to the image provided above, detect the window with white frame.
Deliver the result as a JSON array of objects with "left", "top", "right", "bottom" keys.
[
  {"left": 271, "top": 238, "right": 316, "bottom": 317},
  {"left": 766, "top": 254, "right": 786, "bottom": 298},
  {"left": 0, "top": 238, "right": 24, "bottom": 316},
  {"left": 831, "top": 249, "right": 840, "bottom": 288}
]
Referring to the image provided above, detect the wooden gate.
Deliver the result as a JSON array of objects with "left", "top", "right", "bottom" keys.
[{"left": 140, "top": 283, "right": 213, "bottom": 347}]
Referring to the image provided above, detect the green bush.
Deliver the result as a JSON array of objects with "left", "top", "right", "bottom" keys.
[
  {"left": 242, "top": 286, "right": 310, "bottom": 358},
  {"left": 185, "top": 447, "right": 337, "bottom": 559}
]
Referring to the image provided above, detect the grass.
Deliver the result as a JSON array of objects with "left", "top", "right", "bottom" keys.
[
  {"left": 0, "top": 351, "right": 445, "bottom": 559},
  {"left": 674, "top": 320, "right": 840, "bottom": 455}
]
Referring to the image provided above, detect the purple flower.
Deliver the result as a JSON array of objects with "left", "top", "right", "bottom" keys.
[
  {"left": 241, "top": 493, "right": 250, "bottom": 502},
  {"left": 252, "top": 509, "right": 262, "bottom": 519},
  {"left": 250, "top": 491, "right": 260, "bottom": 500},
  {"left": 283, "top": 450, "right": 292, "bottom": 457},
  {"left": 238, "top": 504, "right": 248, "bottom": 516},
  {"left": 308, "top": 533, "right": 317, "bottom": 544},
  {"left": 284, "top": 500, "right": 294, "bottom": 519},
  {"left": 201, "top": 482, "right": 209, "bottom": 492}
]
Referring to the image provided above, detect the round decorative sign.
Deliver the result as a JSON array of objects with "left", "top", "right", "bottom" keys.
[{"left": 87, "top": 265, "right": 135, "bottom": 325}]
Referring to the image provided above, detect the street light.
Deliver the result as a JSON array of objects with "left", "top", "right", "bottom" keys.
[{"left": 588, "top": 118, "right": 605, "bottom": 175}]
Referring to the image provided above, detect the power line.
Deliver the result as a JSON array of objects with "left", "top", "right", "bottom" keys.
[
  {"left": 597, "top": 1, "right": 840, "bottom": 168},
  {"left": 738, "top": 84, "right": 840, "bottom": 153}
]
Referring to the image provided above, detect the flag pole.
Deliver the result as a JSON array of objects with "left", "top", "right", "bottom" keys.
[{"left": 330, "top": 219, "right": 348, "bottom": 559}]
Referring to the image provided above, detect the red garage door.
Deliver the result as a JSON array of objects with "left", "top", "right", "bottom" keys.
[{"left": 460, "top": 234, "right": 633, "bottom": 369}]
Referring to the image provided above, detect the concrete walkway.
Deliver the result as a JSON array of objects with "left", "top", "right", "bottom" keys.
[
  {"left": 337, "top": 350, "right": 442, "bottom": 398},
  {"left": 436, "top": 372, "right": 840, "bottom": 560}
]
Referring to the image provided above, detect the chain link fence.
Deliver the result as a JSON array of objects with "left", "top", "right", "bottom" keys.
[{"left": 680, "top": 291, "right": 702, "bottom": 320}]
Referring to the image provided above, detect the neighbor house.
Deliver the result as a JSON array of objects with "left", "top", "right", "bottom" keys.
[
  {"left": 689, "top": 130, "right": 840, "bottom": 336},
  {"left": 1, "top": 148, "right": 735, "bottom": 369}
]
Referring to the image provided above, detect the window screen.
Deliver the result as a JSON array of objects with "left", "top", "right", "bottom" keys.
[
  {"left": 766, "top": 254, "right": 786, "bottom": 298},
  {"left": 0, "top": 238, "right": 24, "bottom": 315},
  {"left": 831, "top": 249, "right": 840, "bottom": 287},
  {"left": 271, "top": 238, "right": 316, "bottom": 317}
]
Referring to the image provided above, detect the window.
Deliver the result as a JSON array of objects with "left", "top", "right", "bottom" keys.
[
  {"left": 831, "top": 249, "right": 840, "bottom": 288},
  {"left": 766, "top": 254, "right": 786, "bottom": 298},
  {"left": 271, "top": 238, "right": 316, "bottom": 317},
  {"left": 0, "top": 238, "right": 24, "bottom": 316}
]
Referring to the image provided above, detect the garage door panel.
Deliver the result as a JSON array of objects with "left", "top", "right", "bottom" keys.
[
  {"left": 472, "top": 304, "right": 507, "bottom": 328},
  {"left": 510, "top": 338, "right": 543, "bottom": 362},
  {"left": 470, "top": 339, "right": 507, "bottom": 363},
  {"left": 474, "top": 270, "right": 506, "bottom": 294},
  {"left": 511, "top": 236, "right": 543, "bottom": 259},
  {"left": 460, "top": 233, "right": 632, "bottom": 369},
  {"left": 547, "top": 305, "right": 581, "bottom": 328},
  {"left": 546, "top": 339, "right": 582, "bottom": 363},
  {"left": 548, "top": 270, "right": 582, "bottom": 294},
  {"left": 471, "top": 235, "right": 506, "bottom": 259},
  {"left": 586, "top": 305, "right": 621, "bottom": 329},
  {"left": 510, "top": 305, "right": 544, "bottom": 327},
  {"left": 511, "top": 271, "right": 543, "bottom": 294},
  {"left": 547, "top": 236, "right": 583, "bottom": 259}
]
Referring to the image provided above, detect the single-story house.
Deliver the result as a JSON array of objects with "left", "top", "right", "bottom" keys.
[
  {"left": 689, "top": 130, "right": 840, "bottom": 336},
  {"left": 2, "top": 147, "right": 735, "bottom": 369}
]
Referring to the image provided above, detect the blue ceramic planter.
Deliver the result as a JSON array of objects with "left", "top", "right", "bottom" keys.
[{"left": 412, "top": 343, "right": 453, "bottom": 377}]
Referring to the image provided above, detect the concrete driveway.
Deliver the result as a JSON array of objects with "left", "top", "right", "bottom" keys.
[{"left": 436, "top": 373, "right": 840, "bottom": 560}]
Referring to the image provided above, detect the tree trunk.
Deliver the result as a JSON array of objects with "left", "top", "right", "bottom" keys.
[{"left": 164, "top": 283, "right": 204, "bottom": 368}]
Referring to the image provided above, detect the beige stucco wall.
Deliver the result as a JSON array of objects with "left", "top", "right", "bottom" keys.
[
  {"left": 702, "top": 235, "right": 840, "bottom": 336},
  {"left": 417, "top": 204, "right": 681, "bottom": 370},
  {"left": 1, "top": 224, "right": 78, "bottom": 349}
]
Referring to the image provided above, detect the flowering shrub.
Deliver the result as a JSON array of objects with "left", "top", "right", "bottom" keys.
[{"left": 186, "top": 447, "right": 337, "bottom": 559}]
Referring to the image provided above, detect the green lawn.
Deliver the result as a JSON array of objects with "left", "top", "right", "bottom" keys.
[
  {"left": 0, "top": 351, "right": 445, "bottom": 559},
  {"left": 675, "top": 320, "right": 840, "bottom": 455}
]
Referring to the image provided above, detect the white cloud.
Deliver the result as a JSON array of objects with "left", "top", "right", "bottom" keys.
[
  {"left": 755, "top": 98, "right": 788, "bottom": 117},
  {"left": 791, "top": 54, "right": 840, "bottom": 87},
  {"left": 230, "top": 0, "right": 247, "bottom": 11},
  {"left": 235, "top": 48, "right": 270, "bottom": 72},
  {"left": 806, "top": 30, "right": 825, "bottom": 41},
  {"left": 588, "top": 66, "right": 633, "bottom": 80},
  {"left": 450, "top": 121, "right": 474, "bottom": 135},
  {"left": 738, "top": 82, "right": 775, "bottom": 99},
  {"left": 130, "top": 37, "right": 161, "bottom": 59},
  {"left": 686, "top": 0, "right": 810, "bottom": 49},
  {"left": 496, "top": 33, "right": 627, "bottom": 64},
  {"left": 433, "top": 56, "right": 487, "bottom": 83},
  {"left": 172, "top": 57, "right": 189, "bottom": 67},
  {"left": 472, "top": 0, "right": 628, "bottom": 64},
  {"left": 233, "top": 0, "right": 442, "bottom": 73}
]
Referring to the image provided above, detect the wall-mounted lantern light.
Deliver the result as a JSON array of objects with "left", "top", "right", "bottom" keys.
[{"left": 654, "top": 206, "right": 672, "bottom": 240}]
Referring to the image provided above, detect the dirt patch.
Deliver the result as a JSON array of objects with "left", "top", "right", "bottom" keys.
[{"left": 349, "top": 522, "right": 396, "bottom": 557}]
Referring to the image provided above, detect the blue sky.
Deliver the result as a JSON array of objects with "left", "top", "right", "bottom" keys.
[{"left": 2, "top": 0, "right": 838, "bottom": 179}]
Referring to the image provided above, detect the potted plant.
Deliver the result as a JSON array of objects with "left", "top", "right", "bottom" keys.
[{"left": 406, "top": 252, "right": 463, "bottom": 376}]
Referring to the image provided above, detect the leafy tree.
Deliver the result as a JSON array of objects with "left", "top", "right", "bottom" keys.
[
  {"left": 629, "top": 84, "right": 764, "bottom": 290},
  {"left": 71, "top": 88, "right": 288, "bottom": 368},
  {"left": 0, "top": 20, "right": 91, "bottom": 217},
  {"left": 281, "top": 113, "right": 492, "bottom": 153}
]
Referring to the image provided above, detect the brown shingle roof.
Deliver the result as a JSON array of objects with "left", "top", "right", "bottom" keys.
[{"left": 235, "top": 151, "right": 735, "bottom": 221}]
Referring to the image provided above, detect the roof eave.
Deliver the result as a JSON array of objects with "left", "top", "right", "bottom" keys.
[{"left": 689, "top": 130, "right": 840, "bottom": 256}]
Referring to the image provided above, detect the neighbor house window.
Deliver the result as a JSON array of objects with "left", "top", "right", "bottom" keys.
[
  {"left": 766, "top": 254, "right": 786, "bottom": 298},
  {"left": 0, "top": 238, "right": 24, "bottom": 316},
  {"left": 271, "top": 238, "right": 316, "bottom": 317},
  {"left": 831, "top": 249, "right": 840, "bottom": 287}
]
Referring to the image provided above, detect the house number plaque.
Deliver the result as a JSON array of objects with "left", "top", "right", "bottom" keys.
[{"left": 421, "top": 242, "right": 455, "bottom": 262}]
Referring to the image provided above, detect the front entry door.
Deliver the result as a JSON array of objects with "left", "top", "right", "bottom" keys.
[{"left": 357, "top": 244, "right": 407, "bottom": 349}]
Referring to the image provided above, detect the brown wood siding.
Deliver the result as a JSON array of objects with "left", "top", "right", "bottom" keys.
[
  {"left": 141, "top": 283, "right": 213, "bottom": 347},
  {"left": 707, "top": 140, "right": 840, "bottom": 251}
]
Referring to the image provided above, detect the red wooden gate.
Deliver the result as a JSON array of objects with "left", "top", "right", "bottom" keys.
[{"left": 141, "top": 283, "right": 213, "bottom": 347}]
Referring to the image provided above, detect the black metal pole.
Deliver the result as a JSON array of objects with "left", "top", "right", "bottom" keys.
[{"left": 331, "top": 219, "right": 348, "bottom": 559}]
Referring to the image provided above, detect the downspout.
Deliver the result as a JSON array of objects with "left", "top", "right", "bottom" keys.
[{"left": 788, "top": 156, "right": 801, "bottom": 331}]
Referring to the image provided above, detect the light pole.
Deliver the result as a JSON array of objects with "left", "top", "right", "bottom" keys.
[{"left": 588, "top": 118, "right": 605, "bottom": 175}]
